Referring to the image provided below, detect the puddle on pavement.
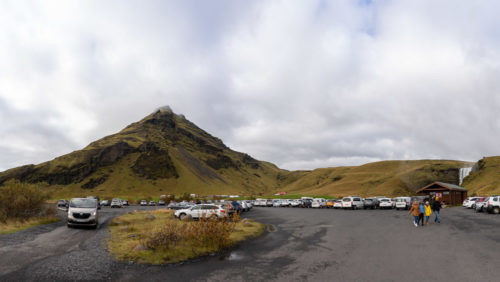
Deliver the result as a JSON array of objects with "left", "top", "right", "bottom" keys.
[{"left": 218, "top": 251, "right": 245, "bottom": 261}]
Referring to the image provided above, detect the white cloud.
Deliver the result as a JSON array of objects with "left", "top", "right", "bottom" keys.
[{"left": 1, "top": 0, "right": 500, "bottom": 171}]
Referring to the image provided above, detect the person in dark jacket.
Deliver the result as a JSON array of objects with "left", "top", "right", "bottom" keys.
[
  {"left": 418, "top": 202, "right": 425, "bottom": 226},
  {"left": 432, "top": 197, "right": 442, "bottom": 223}
]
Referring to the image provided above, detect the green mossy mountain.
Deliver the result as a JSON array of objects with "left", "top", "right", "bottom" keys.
[
  {"left": 0, "top": 108, "right": 283, "bottom": 198},
  {"left": 0, "top": 107, "right": 491, "bottom": 198}
]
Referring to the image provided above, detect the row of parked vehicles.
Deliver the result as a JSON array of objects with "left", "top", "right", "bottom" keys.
[
  {"left": 253, "top": 196, "right": 421, "bottom": 210},
  {"left": 463, "top": 196, "right": 500, "bottom": 214},
  {"left": 173, "top": 200, "right": 254, "bottom": 220}
]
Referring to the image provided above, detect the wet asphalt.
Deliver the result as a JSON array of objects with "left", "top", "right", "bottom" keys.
[{"left": 1, "top": 206, "right": 500, "bottom": 281}]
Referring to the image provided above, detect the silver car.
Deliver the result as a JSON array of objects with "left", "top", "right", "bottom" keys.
[{"left": 67, "top": 198, "right": 99, "bottom": 228}]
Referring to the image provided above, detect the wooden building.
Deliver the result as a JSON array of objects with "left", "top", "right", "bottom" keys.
[{"left": 416, "top": 182, "right": 468, "bottom": 205}]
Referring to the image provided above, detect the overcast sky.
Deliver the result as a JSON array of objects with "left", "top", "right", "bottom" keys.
[{"left": 1, "top": 0, "right": 500, "bottom": 171}]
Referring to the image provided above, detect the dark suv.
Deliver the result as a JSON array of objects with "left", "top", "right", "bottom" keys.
[
  {"left": 301, "top": 199, "right": 313, "bottom": 208},
  {"left": 363, "top": 198, "right": 378, "bottom": 209}
]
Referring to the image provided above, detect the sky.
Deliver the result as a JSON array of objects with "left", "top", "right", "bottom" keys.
[{"left": 1, "top": 0, "right": 500, "bottom": 171}]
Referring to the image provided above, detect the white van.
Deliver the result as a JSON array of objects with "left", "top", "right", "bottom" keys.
[
  {"left": 311, "top": 198, "right": 326, "bottom": 208},
  {"left": 342, "top": 196, "right": 363, "bottom": 210},
  {"left": 395, "top": 197, "right": 412, "bottom": 210}
]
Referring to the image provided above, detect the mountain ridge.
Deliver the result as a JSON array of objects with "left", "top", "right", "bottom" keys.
[{"left": 0, "top": 107, "right": 498, "bottom": 197}]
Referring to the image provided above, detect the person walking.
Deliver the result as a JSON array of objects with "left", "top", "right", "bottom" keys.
[
  {"left": 408, "top": 201, "right": 420, "bottom": 227},
  {"left": 424, "top": 201, "right": 432, "bottom": 225},
  {"left": 418, "top": 202, "right": 425, "bottom": 226},
  {"left": 432, "top": 197, "right": 442, "bottom": 223}
]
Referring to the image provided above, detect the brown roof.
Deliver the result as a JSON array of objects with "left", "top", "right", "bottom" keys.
[{"left": 416, "top": 182, "right": 468, "bottom": 193}]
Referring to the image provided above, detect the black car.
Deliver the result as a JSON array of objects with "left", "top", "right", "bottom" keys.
[
  {"left": 301, "top": 199, "right": 313, "bottom": 208},
  {"left": 57, "top": 199, "right": 68, "bottom": 209}
]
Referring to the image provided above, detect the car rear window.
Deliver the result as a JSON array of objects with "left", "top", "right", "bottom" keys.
[{"left": 343, "top": 198, "right": 351, "bottom": 202}]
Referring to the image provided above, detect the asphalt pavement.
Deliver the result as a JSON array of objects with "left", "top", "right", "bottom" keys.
[{"left": 1, "top": 206, "right": 500, "bottom": 281}]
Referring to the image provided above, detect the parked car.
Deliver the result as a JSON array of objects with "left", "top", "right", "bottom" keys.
[
  {"left": 333, "top": 200, "right": 343, "bottom": 209},
  {"left": 240, "top": 201, "right": 250, "bottom": 211},
  {"left": 463, "top": 197, "right": 482, "bottom": 208},
  {"left": 149, "top": 201, "right": 156, "bottom": 206},
  {"left": 395, "top": 197, "right": 412, "bottom": 210},
  {"left": 122, "top": 200, "right": 129, "bottom": 206},
  {"left": 67, "top": 198, "right": 99, "bottom": 228},
  {"left": 158, "top": 200, "right": 165, "bottom": 206},
  {"left": 301, "top": 199, "right": 313, "bottom": 208},
  {"left": 279, "top": 200, "right": 289, "bottom": 207},
  {"left": 100, "top": 200, "right": 110, "bottom": 206},
  {"left": 471, "top": 197, "right": 485, "bottom": 209},
  {"left": 174, "top": 204, "right": 228, "bottom": 220},
  {"left": 342, "top": 196, "right": 363, "bottom": 210},
  {"left": 486, "top": 196, "right": 500, "bottom": 214},
  {"left": 378, "top": 198, "right": 394, "bottom": 209},
  {"left": 326, "top": 199, "right": 335, "bottom": 208},
  {"left": 57, "top": 199, "right": 69, "bottom": 209},
  {"left": 140, "top": 200, "right": 148, "bottom": 206},
  {"left": 266, "top": 199, "right": 274, "bottom": 207},
  {"left": 475, "top": 197, "right": 488, "bottom": 212},
  {"left": 291, "top": 199, "right": 302, "bottom": 207},
  {"left": 311, "top": 198, "right": 326, "bottom": 208},
  {"left": 110, "top": 199, "right": 122, "bottom": 208},
  {"left": 272, "top": 199, "right": 282, "bottom": 207},
  {"left": 363, "top": 198, "right": 377, "bottom": 209}
]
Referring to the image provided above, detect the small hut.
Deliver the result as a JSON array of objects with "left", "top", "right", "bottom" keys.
[{"left": 416, "top": 182, "right": 468, "bottom": 205}]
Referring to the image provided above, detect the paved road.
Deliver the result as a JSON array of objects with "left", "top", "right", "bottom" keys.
[{"left": 1, "top": 206, "right": 500, "bottom": 281}]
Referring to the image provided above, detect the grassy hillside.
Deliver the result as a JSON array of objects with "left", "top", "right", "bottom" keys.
[
  {"left": 278, "top": 160, "right": 473, "bottom": 198},
  {"left": 462, "top": 157, "right": 500, "bottom": 195}
]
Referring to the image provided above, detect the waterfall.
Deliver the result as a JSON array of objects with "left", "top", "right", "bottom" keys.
[{"left": 459, "top": 167, "right": 473, "bottom": 186}]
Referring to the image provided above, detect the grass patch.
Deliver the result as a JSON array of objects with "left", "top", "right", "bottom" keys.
[
  {"left": 0, "top": 216, "right": 60, "bottom": 235},
  {"left": 107, "top": 210, "right": 265, "bottom": 264}
]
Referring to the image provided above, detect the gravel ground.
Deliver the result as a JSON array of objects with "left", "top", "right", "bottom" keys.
[{"left": 1, "top": 205, "right": 500, "bottom": 281}]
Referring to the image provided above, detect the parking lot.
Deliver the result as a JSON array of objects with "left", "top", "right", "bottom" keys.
[{"left": 1, "top": 205, "right": 500, "bottom": 281}]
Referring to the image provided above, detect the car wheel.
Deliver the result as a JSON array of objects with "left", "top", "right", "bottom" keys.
[
  {"left": 210, "top": 214, "right": 218, "bottom": 220},
  {"left": 179, "top": 213, "right": 187, "bottom": 220},
  {"left": 494, "top": 207, "right": 500, "bottom": 214},
  {"left": 67, "top": 224, "right": 71, "bottom": 228}
]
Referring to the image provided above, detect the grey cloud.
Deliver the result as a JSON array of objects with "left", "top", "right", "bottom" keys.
[{"left": 1, "top": 1, "right": 500, "bottom": 171}]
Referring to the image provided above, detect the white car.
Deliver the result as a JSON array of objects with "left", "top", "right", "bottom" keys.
[
  {"left": 486, "top": 196, "right": 500, "bottom": 214},
  {"left": 290, "top": 199, "right": 302, "bottom": 207},
  {"left": 333, "top": 200, "right": 343, "bottom": 209},
  {"left": 395, "top": 197, "right": 412, "bottom": 210},
  {"left": 342, "top": 196, "right": 363, "bottom": 209},
  {"left": 174, "top": 204, "right": 227, "bottom": 220},
  {"left": 110, "top": 198, "right": 122, "bottom": 208},
  {"left": 311, "top": 198, "right": 326, "bottom": 208},
  {"left": 272, "top": 199, "right": 282, "bottom": 207},
  {"left": 463, "top": 197, "right": 481, "bottom": 208},
  {"left": 379, "top": 198, "right": 394, "bottom": 209},
  {"left": 67, "top": 198, "right": 99, "bottom": 228}
]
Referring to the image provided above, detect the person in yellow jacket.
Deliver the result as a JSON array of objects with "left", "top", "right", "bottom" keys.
[{"left": 424, "top": 201, "right": 432, "bottom": 225}]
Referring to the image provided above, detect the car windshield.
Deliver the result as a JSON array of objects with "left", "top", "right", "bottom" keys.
[
  {"left": 70, "top": 198, "right": 96, "bottom": 208},
  {"left": 381, "top": 199, "right": 389, "bottom": 202},
  {"left": 342, "top": 198, "right": 351, "bottom": 202}
]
